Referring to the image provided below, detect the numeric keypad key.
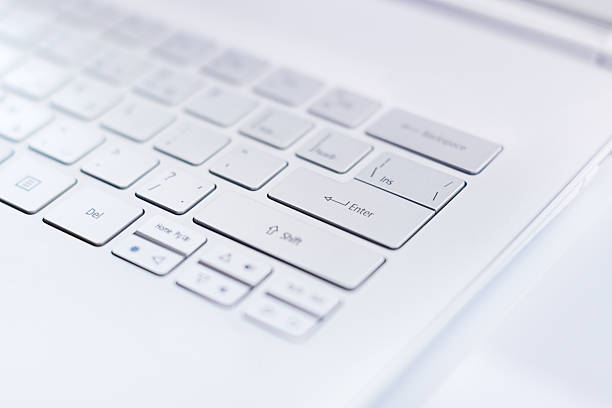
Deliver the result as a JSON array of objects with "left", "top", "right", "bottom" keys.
[
  {"left": 29, "top": 119, "right": 105, "bottom": 165},
  {"left": 101, "top": 100, "right": 176, "bottom": 142},
  {"left": 85, "top": 48, "right": 149, "bottom": 85},
  {"left": 240, "top": 109, "right": 313, "bottom": 149},
  {"left": 52, "top": 78, "right": 122, "bottom": 120},
  {"left": 309, "top": 88, "right": 380, "bottom": 128},
  {"left": 135, "top": 68, "right": 202, "bottom": 105},
  {"left": 4, "top": 58, "right": 71, "bottom": 100},
  {"left": 154, "top": 121, "right": 230, "bottom": 166},
  {"left": 0, "top": 96, "right": 54, "bottom": 142},
  {"left": 296, "top": 129, "right": 372, "bottom": 173},
  {"left": 203, "top": 49, "right": 268, "bottom": 85},
  {"left": 152, "top": 32, "right": 215, "bottom": 65},
  {"left": 254, "top": 68, "right": 323, "bottom": 106},
  {"left": 81, "top": 144, "right": 159, "bottom": 189},
  {"left": 186, "top": 87, "right": 257, "bottom": 127},
  {"left": 210, "top": 146, "right": 287, "bottom": 190}
]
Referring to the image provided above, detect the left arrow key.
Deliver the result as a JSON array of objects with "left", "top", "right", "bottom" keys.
[{"left": 113, "top": 234, "right": 184, "bottom": 276}]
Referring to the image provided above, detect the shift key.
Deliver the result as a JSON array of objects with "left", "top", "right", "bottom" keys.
[
  {"left": 193, "top": 191, "right": 385, "bottom": 290},
  {"left": 268, "top": 168, "right": 434, "bottom": 249}
]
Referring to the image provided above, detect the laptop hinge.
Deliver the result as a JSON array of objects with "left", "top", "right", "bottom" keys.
[
  {"left": 422, "top": 0, "right": 609, "bottom": 66},
  {"left": 595, "top": 33, "right": 612, "bottom": 69}
]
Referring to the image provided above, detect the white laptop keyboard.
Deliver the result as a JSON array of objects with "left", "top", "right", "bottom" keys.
[{"left": 0, "top": 0, "right": 502, "bottom": 339}]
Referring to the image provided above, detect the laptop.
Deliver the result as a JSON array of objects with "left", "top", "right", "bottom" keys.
[{"left": 0, "top": 0, "right": 610, "bottom": 406}]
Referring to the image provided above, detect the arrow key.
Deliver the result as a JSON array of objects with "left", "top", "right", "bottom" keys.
[
  {"left": 113, "top": 234, "right": 184, "bottom": 276},
  {"left": 176, "top": 262, "right": 250, "bottom": 307}
]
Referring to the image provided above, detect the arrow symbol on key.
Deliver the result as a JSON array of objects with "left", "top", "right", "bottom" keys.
[
  {"left": 152, "top": 256, "right": 165, "bottom": 265},
  {"left": 324, "top": 196, "right": 349, "bottom": 206}
]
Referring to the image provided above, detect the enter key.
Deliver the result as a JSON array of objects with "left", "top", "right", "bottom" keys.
[{"left": 268, "top": 168, "right": 434, "bottom": 249}]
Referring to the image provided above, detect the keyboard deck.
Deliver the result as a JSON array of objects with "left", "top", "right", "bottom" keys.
[{"left": 0, "top": 0, "right": 502, "bottom": 339}]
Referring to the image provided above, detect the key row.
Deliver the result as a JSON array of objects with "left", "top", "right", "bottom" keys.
[
  {"left": 115, "top": 216, "right": 341, "bottom": 337},
  {"left": 0, "top": 142, "right": 465, "bottom": 257},
  {"left": 2, "top": 60, "right": 501, "bottom": 175},
  {"left": 0, "top": 96, "right": 379, "bottom": 190},
  {"left": 0, "top": 153, "right": 383, "bottom": 291},
  {"left": 0, "top": 2, "right": 502, "bottom": 174}
]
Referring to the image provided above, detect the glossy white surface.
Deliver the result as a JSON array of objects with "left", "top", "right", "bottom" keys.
[
  {"left": 375, "top": 156, "right": 612, "bottom": 408},
  {"left": 1, "top": 1, "right": 612, "bottom": 407}
]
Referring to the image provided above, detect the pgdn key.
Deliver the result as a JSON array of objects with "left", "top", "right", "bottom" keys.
[{"left": 268, "top": 168, "right": 434, "bottom": 249}]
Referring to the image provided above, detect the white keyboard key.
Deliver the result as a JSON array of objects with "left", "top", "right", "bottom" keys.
[
  {"left": 29, "top": 118, "right": 105, "bottom": 165},
  {"left": 152, "top": 31, "right": 215, "bottom": 65},
  {"left": 43, "top": 187, "right": 144, "bottom": 246},
  {"left": 266, "top": 277, "right": 340, "bottom": 318},
  {"left": 0, "top": 0, "right": 12, "bottom": 16},
  {"left": 51, "top": 78, "right": 122, "bottom": 120},
  {"left": 154, "top": 121, "right": 230, "bottom": 166},
  {"left": 193, "top": 192, "right": 385, "bottom": 290},
  {"left": 245, "top": 295, "right": 318, "bottom": 338},
  {"left": 268, "top": 168, "right": 434, "bottom": 249},
  {"left": 0, "top": 96, "right": 54, "bottom": 142},
  {"left": 309, "top": 88, "right": 380, "bottom": 128},
  {"left": 135, "top": 215, "right": 206, "bottom": 256},
  {"left": 101, "top": 100, "right": 176, "bottom": 142},
  {"left": 296, "top": 129, "right": 373, "bottom": 174},
  {"left": 203, "top": 49, "right": 268, "bottom": 85},
  {"left": 58, "top": 1, "right": 122, "bottom": 31},
  {"left": 177, "top": 263, "right": 250, "bottom": 307},
  {"left": 84, "top": 48, "right": 149, "bottom": 85},
  {"left": 0, "top": 143, "right": 13, "bottom": 163},
  {"left": 0, "top": 10, "right": 50, "bottom": 46},
  {"left": 134, "top": 67, "right": 202, "bottom": 105},
  {"left": 0, "top": 43, "right": 22, "bottom": 74},
  {"left": 112, "top": 234, "right": 184, "bottom": 276},
  {"left": 104, "top": 15, "right": 166, "bottom": 48},
  {"left": 199, "top": 245, "right": 272, "bottom": 287},
  {"left": 366, "top": 109, "right": 503, "bottom": 175},
  {"left": 356, "top": 152, "right": 466, "bottom": 211},
  {"left": 0, "top": 156, "right": 76, "bottom": 214},
  {"left": 254, "top": 68, "right": 323, "bottom": 106},
  {"left": 4, "top": 58, "right": 71, "bottom": 100},
  {"left": 37, "top": 28, "right": 99, "bottom": 66},
  {"left": 185, "top": 87, "right": 257, "bottom": 127},
  {"left": 239, "top": 109, "right": 313, "bottom": 149},
  {"left": 136, "top": 168, "right": 215, "bottom": 215},
  {"left": 81, "top": 144, "right": 159, "bottom": 189},
  {"left": 210, "top": 145, "right": 287, "bottom": 190}
]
